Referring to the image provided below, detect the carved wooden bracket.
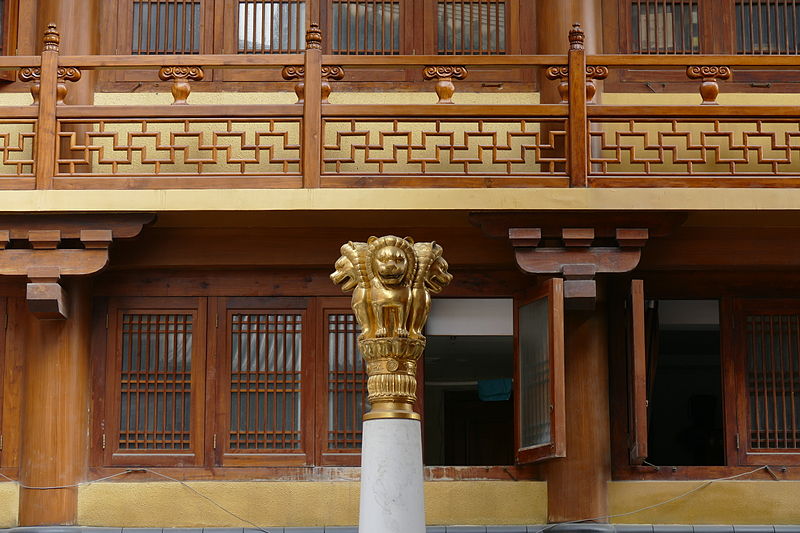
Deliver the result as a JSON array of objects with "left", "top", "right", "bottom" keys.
[
  {"left": 281, "top": 65, "right": 344, "bottom": 104},
  {"left": 423, "top": 66, "right": 468, "bottom": 104},
  {"left": 18, "top": 66, "right": 81, "bottom": 105},
  {"left": 545, "top": 65, "right": 608, "bottom": 103},
  {"left": 0, "top": 214, "right": 153, "bottom": 319},
  {"left": 686, "top": 66, "right": 731, "bottom": 105},
  {"left": 320, "top": 65, "right": 345, "bottom": 104},
  {"left": 281, "top": 65, "right": 306, "bottom": 103},
  {"left": 158, "top": 66, "right": 204, "bottom": 105},
  {"left": 509, "top": 227, "right": 649, "bottom": 309}
]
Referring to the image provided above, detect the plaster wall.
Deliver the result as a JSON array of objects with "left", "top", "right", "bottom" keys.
[
  {"left": 0, "top": 483, "right": 17, "bottom": 528},
  {"left": 609, "top": 481, "right": 800, "bottom": 525},
  {"left": 76, "top": 480, "right": 547, "bottom": 527}
]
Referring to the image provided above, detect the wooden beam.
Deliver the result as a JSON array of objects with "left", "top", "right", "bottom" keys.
[{"left": 26, "top": 282, "right": 67, "bottom": 320}]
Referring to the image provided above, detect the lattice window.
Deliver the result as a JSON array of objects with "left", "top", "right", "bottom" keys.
[
  {"left": 736, "top": 0, "right": 800, "bottom": 54},
  {"left": 630, "top": 0, "right": 700, "bottom": 53},
  {"left": 238, "top": 0, "right": 306, "bottom": 53},
  {"left": 437, "top": 0, "right": 506, "bottom": 55},
  {"left": 327, "top": 313, "right": 367, "bottom": 450},
  {"left": 228, "top": 313, "right": 303, "bottom": 450},
  {"left": 131, "top": 0, "right": 202, "bottom": 54},
  {"left": 118, "top": 313, "right": 194, "bottom": 450},
  {"left": 330, "top": 0, "right": 401, "bottom": 54},
  {"left": 745, "top": 313, "right": 800, "bottom": 449}
]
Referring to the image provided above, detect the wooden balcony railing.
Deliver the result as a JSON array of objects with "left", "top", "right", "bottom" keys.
[{"left": 3, "top": 23, "right": 800, "bottom": 190}]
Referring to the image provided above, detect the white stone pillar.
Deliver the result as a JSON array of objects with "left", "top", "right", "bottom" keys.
[
  {"left": 358, "top": 418, "right": 426, "bottom": 533},
  {"left": 331, "top": 236, "right": 452, "bottom": 533}
]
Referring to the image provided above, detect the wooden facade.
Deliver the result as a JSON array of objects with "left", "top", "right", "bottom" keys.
[{"left": 0, "top": 0, "right": 799, "bottom": 529}]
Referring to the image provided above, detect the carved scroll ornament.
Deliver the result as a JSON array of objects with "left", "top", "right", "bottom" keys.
[
  {"left": 423, "top": 66, "right": 468, "bottom": 104},
  {"left": 331, "top": 235, "right": 452, "bottom": 420},
  {"left": 158, "top": 66, "right": 204, "bottom": 105},
  {"left": 686, "top": 65, "right": 731, "bottom": 105}
]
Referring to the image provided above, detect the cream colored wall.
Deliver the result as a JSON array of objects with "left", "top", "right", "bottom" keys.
[
  {"left": 4, "top": 188, "right": 800, "bottom": 213},
  {"left": 77, "top": 480, "right": 546, "bottom": 527},
  {"left": 92, "top": 91, "right": 538, "bottom": 106},
  {"left": 609, "top": 481, "right": 800, "bottom": 525},
  {"left": 0, "top": 483, "right": 18, "bottom": 528}
]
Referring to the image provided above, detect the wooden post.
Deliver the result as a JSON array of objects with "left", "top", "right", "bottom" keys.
[
  {"left": 34, "top": 24, "right": 59, "bottom": 190},
  {"left": 542, "top": 284, "right": 611, "bottom": 523},
  {"left": 567, "top": 23, "right": 588, "bottom": 188},
  {"left": 18, "top": 277, "right": 92, "bottom": 525},
  {"left": 302, "top": 23, "right": 323, "bottom": 189}
]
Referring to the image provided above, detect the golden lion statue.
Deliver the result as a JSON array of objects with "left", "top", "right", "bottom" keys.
[{"left": 331, "top": 235, "right": 452, "bottom": 340}]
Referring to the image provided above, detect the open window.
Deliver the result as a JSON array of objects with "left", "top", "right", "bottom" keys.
[
  {"left": 515, "top": 277, "right": 565, "bottom": 464},
  {"left": 627, "top": 280, "right": 648, "bottom": 464},
  {"left": 639, "top": 298, "right": 723, "bottom": 466},
  {"left": 423, "top": 298, "right": 515, "bottom": 466}
]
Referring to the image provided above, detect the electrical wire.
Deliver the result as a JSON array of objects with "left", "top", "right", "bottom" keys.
[
  {"left": 0, "top": 464, "right": 774, "bottom": 532},
  {"left": 529, "top": 465, "right": 770, "bottom": 533},
  {"left": 0, "top": 469, "right": 132, "bottom": 489},
  {"left": 0, "top": 468, "right": 273, "bottom": 533}
]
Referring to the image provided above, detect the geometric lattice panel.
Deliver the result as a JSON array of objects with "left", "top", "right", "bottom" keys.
[
  {"left": 590, "top": 119, "right": 800, "bottom": 175},
  {"left": 323, "top": 118, "right": 567, "bottom": 175},
  {"left": 56, "top": 118, "right": 301, "bottom": 175},
  {"left": 0, "top": 120, "right": 35, "bottom": 176}
]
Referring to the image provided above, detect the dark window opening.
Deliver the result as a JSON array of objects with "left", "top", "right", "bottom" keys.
[
  {"left": 630, "top": 0, "right": 700, "bottom": 54},
  {"left": 331, "top": 1, "right": 401, "bottom": 55},
  {"left": 647, "top": 299, "right": 724, "bottom": 466},
  {"left": 131, "top": 0, "right": 202, "bottom": 55},
  {"left": 437, "top": 0, "right": 506, "bottom": 55},
  {"left": 736, "top": 0, "right": 800, "bottom": 54},
  {"left": 424, "top": 334, "right": 514, "bottom": 466}
]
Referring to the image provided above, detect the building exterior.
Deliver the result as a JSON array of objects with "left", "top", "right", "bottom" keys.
[{"left": 0, "top": 0, "right": 798, "bottom": 530}]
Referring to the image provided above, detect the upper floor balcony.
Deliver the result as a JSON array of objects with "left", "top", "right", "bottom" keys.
[{"left": 3, "top": 19, "right": 800, "bottom": 193}]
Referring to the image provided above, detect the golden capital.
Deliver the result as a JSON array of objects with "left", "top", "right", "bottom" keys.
[{"left": 331, "top": 235, "right": 452, "bottom": 420}]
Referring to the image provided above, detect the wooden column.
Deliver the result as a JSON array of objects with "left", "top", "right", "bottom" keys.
[
  {"left": 18, "top": 277, "right": 92, "bottom": 525},
  {"left": 36, "top": 0, "right": 100, "bottom": 105},
  {"left": 542, "top": 284, "right": 611, "bottom": 522},
  {"left": 536, "top": 0, "right": 602, "bottom": 104}
]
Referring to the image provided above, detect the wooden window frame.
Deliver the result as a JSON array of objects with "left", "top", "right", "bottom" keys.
[
  {"left": 627, "top": 279, "right": 649, "bottom": 465},
  {"left": 514, "top": 277, "right": 566, "bottom": 465},
  {"left": 604, "top": 0, "right": 800, "bottom": 91},
  {"left": 100, "top": 296, "right": 208, "bottom": 467},
  {"left": 611, "top": 274, "right": 800, "bottom": 480},
  {"left": 92, "top": 291, "right": 541, "bottom": 472},
  {"left": 0, "top": 0, "right": 18, "bottom": 81},
  {"left": 728, "top": 298, "right": 800, "bottom": 466},
  {"left": 98, "top": 0, "right": 533, "bottom": 88},
  {"left": 214, "top": 296, "right": 314, "bottom": 466},
  {"left": 108, "top": 0, "right": 217, "bottom": 83},
  {"left": 315, "top": 297, "right": 366, "bottom": 466}
]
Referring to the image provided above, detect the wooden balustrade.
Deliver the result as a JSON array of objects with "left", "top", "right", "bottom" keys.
[{"left": 3, "top": 23, "right": 800, "bottom": 190}]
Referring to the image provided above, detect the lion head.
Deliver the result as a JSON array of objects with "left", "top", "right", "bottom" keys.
[
  {"left": 331, "top": 241, "right": 369, "bottom": 291},
  {"left": 366, "top": 235, "right": 415, "bottom": 287},
  {"left": 425, "top": 255, "right": 453, "bottom": 293}
]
